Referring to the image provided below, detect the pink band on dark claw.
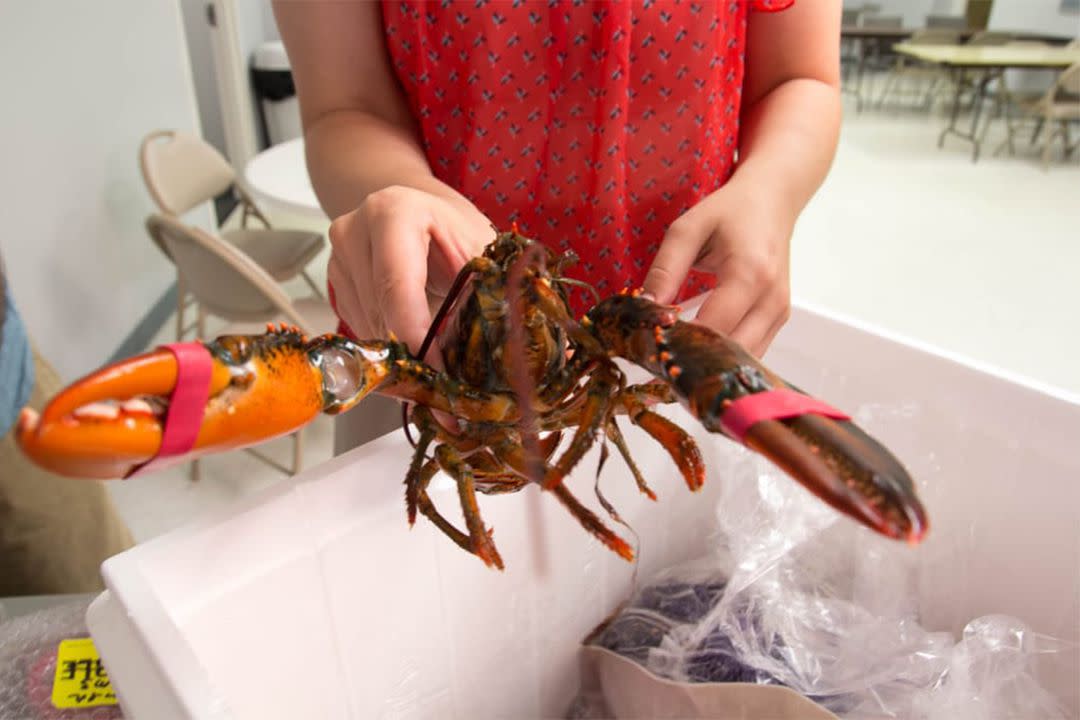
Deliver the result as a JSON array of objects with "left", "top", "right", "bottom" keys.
[
  {"left": 125, "top": 342, "right": 213, "bottom": 478},
  {"left": 720, "top": 387, "right": 850, "bottom": 443}
]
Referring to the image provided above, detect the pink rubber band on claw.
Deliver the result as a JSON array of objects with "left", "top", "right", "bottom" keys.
[
  {"left": 125, "top": 342, "right": 213, "bottom": 478},
  {"left": 720, "top": 387, "right": 850, "bottom": 444}
]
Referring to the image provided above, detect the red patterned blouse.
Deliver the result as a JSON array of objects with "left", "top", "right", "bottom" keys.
[{"left": 376, "top": 0, "right": 794, "bottom": 317}]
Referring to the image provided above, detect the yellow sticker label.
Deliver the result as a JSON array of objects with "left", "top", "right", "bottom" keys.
[{"left": 52, "top": 638, "right": 118, "bottom": 709}]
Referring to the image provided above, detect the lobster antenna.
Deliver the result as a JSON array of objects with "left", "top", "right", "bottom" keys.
[
  {"left": 554, "top": 276, "right": 601, "bottom": 306},
  {"left": 401, "top": 260, "right": 479, "bottom": 447},
  {"left": 505, "top": 243, "right": 549, "bottom": 485}
]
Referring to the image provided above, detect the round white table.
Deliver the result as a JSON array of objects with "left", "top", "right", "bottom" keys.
[{"left": 242, "top": 138, "right": 327, "bottom": 221}]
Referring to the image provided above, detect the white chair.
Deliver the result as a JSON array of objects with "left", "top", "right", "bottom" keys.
[
  {"left": 145, "top": 213, "right": 337, "bottom": 480},
  {"left": 994, "top": 62, "right": 1080, "bottom": 169},
  {"left": 139, "top": 130, "right": 325, "bottom": 341},
  {"left": 877, "top": 29, "right": 964, "bottom": 110}
]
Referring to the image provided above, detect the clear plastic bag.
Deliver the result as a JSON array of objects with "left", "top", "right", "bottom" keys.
[
  {"left": 589, "top": 407, "right": 1072, "bottom": 719},
  {"left": 0, "top": 598, "right": 123, "bottom": 720}
]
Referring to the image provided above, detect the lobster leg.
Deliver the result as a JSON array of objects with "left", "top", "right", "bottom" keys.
[
  {"left": 489, "top": 434, "right": 634, "bottom": 561},
  {"left": 433, "top": 443, "right": 504, "bottom": 570},
  {"left": 404, "top": 422, "right": 437, "bottom": 527},
  {"left": 402, "top": 406, "right": 504, "bottom": 568},
  {"left": 539, "top": 364, "right": 619, "bottom": 491},
  {"left": 603, "top": 418, "right": 657, "bottom": 501},
  {"left": 411, "top": 448, "right": 507, "bottom": 569},
  {"left": 548, "top": 482, "right": 635, "bottom": 562},
  {"left": 412, "top": 458, "right": 473, "bottom": 554},
  {"left": 618, "top": 385, "right": 706, "bottom": 493}
]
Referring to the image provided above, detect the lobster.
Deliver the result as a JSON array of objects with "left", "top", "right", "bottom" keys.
[{"left": 16, "top": 228, "right": 928, "bottom": 569}]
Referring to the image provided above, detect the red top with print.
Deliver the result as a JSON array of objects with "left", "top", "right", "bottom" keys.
[{"left": 333, "top": 0, "right": 793, "bottom": 334}]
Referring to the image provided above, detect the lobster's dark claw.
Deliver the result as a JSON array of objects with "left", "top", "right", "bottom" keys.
[
  {"left": 586, "top": 294, "right": 929, "bottom": 545},
  {"left": 744, "top": 410, "right": 928, "bottom": 544}
]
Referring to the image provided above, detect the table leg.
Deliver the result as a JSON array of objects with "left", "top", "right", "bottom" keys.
[
  {"left": 968, "top": 71, "right": 998, "bottom": 162},
  {"left": 937, "top": 67, "right": 997, "bottom": 162},
  {"left": 841, "top": 38, "right": 866, "bottom": 113},
  {"left": 856, "top": 40, "right": 880, "bottom": 113},
  {"left": 938, "top": 67, "right": 965, "bottom": 149}
]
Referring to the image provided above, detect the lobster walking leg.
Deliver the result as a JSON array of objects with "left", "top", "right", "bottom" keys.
[
  {"left": 603, "top": 418, "right": 657, "bottom": 501},
  {"left": 488, "top": 434, "right": 634, "bottom": 561},
  {"left": 433, "top": 444, "right": 504, "bottom": 570},
  {"left": 548, "top": 482, "right": 635, "bottom": 562},
  {"left": 412, "top": 458, "right": 473, "bottom": 552},
  {"left": 618, "top": 386, "right": 705, "bottom": 493},
  {"left": 404, "top": 423, "right": 437, "bottom": 527},
  {"left": 540, "top": 364, "right": 620, "bottom": 491}
]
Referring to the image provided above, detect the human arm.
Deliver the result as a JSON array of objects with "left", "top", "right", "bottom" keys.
[
  {"left": 272, "top": 1, "right": 493, "bottom": 351},
  {"left": 642, "top": 1, "right": 842, "bottom": 358}
]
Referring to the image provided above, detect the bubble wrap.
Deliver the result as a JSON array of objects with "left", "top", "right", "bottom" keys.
[
  {"left": 579, "top": 435, "right": 1070, "bottom": 720},
  {"left": 0, "top": 599, "right": 124, "bottom": 720}
]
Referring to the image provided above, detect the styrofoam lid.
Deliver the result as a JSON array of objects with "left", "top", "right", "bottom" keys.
[{"left": 252, "top": 41, "right": 291, "bottom": 71}]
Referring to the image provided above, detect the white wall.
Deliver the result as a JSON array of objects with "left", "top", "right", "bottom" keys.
[
  {"left": 844, "top": 0, "right": 966, "bottom": 27},
  {"left": 181, "top": 0, "right": 228, "bottom": 159},
  {"left": 0, "top": 1, "right": 211, "bottom": 380},
  {"left": 988, "top": 0, "right": 1080, "bottom": 35},
  {"left": 236, "top": 0, "right": 280, "bottom": 149},
  {"left": 261, "top": 1, "right": 282, "bottom": 42}
]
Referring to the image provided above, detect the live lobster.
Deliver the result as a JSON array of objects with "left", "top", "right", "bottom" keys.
[{"left": 16, "top": 228, "right": 928, "bottom": 569}]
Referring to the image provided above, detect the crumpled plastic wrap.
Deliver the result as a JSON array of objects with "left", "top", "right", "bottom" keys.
[
  {"left": 0, "top": 599, "right": 123, "bottom": 720},
  {"left": 585, "top": 404, "right": 1071, "bottom": 719}
]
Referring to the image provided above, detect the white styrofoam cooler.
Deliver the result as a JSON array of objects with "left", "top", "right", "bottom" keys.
[{"left": 85, "top": 303, "right": 1080, "bottom": 719}]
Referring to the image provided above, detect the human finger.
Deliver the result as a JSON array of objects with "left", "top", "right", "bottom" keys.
[
  {"left": 728, "top": 304, "right": 778, "bottom": 359},
  {"left": 641, "top": 218, "right": 708, "bottom": 304},
  {"left": 754, "top": 304, "right": 792, "bottom": 360},
  {"left": 692, "top": 265, "right": 756, "bottom": 339},
  {"left": 367, "top": 211, "right": 435, "bottom": 355},
  {"left": 327, "top": 248, "right": 373, "bottom": 338}
]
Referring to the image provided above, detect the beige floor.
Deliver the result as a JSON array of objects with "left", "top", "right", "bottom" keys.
[{"left": 107, "top": 93, "right": 1080, "bottom": 543}]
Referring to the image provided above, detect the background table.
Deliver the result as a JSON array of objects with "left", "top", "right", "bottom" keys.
[
  {"left": 840, "top": 26, "right": 1075, "bottom": 112},
  {"left": 242, "top": 137, "right": 326, "bottom": 222},
  {"left": 892, "top": 43, "right": 1080, "bottom": 160},
  {"left": 841, "top": 26, "right": 1073, "bottom": 43}
]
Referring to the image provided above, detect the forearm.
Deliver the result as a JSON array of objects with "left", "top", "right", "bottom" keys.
[
  {"left": 732, "top": 77, "right": 841, "bottom": 219},
  {"left": 304, "top": 109, "right": 482, "bottom": 222},
  {"left": 271, "top": 0, "right": 483, "bottom": 224}
]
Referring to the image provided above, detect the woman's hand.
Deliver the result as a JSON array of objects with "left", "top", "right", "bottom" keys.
[
  {"left": 641, "top": 175, "right": 794, "bottom": 359},
  {"left": 327, "top": 185, "right": 494, "bottom": 355},
  {"left": 640, "top": 1, "right": 841, "bottom": 360}
]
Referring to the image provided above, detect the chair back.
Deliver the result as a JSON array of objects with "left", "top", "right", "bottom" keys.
[
  {"left": 1054, "top": 62, "right": 1080, "bottom": 100},
  {"left": 145, "top": 214, "right": 310, "bottom": 329},
  {"left": 140, "top": 131, "right": 236, "bottom": 216}
]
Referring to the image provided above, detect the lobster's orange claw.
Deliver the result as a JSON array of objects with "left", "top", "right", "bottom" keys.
[
  {"left": 15, "top": 335, "right": 327, "bottom": 479},
  {"left": 15, "top": 349, "right": 213, "bottom": 479}
]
